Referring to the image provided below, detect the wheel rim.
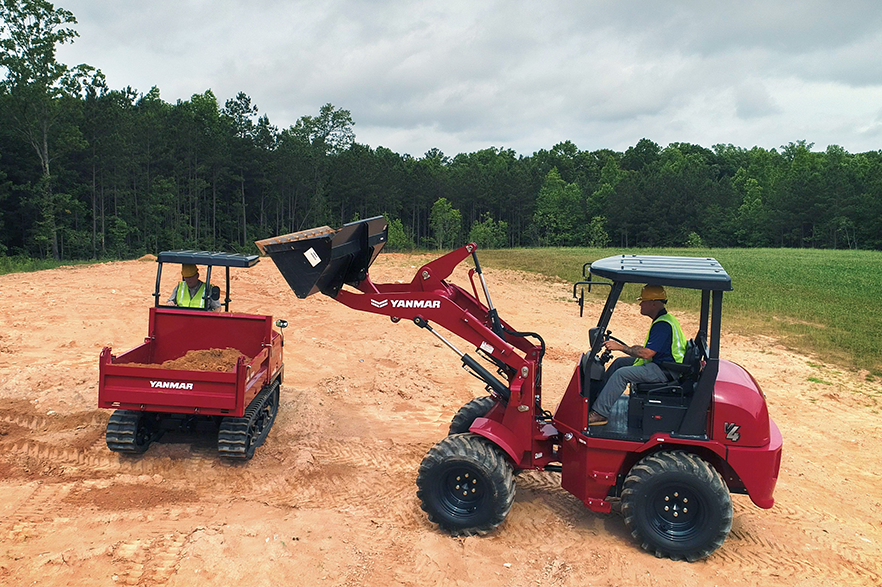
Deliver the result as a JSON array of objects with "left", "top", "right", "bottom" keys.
[
  {"left": 647, "top": 483, "right": 705, "bottom": 542},
  {"left": 438, "top": 466, "right": 487, "bottom": 518}
]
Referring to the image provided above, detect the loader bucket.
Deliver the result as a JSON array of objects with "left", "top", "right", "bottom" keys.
[{"left": 255, "top": 216, "right": 388, "bottom": 299}]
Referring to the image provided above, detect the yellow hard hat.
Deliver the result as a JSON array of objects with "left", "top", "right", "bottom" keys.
[
  {"left": 181, "top": 264, "right": 198, "bottom": 278},
  {"left": 637, "top": 284, "right": 667, "bottom": 302}
]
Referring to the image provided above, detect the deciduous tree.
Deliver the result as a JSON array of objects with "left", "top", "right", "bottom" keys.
[{"left": 0, "top": 0, "right": 94, "bottom": 258}]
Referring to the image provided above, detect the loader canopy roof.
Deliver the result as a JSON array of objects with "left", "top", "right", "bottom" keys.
[
  {"left": 157, "top": 250, "right": 259, "bottom": 268},
  {"left": 588, "top": 255, "right": 732, "bottom": 291}
]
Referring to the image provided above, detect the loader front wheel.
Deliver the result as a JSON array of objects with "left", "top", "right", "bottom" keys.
[
  {"left": 417, "top": 433, "right": 515, "bottom": 535},
  {"left": 621, "top": 450, "right": 732, "bottom": 561},
  {"left": 448, "top": 396, "right": 497, "bottom": 435}
]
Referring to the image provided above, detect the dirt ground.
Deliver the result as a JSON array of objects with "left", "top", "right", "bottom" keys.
[{"left": 0, "top": 252, "right": 880, "bottom": 587}]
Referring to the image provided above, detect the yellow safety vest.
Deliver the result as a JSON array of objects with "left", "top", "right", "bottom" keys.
[
  {"left": 633, "top": 312, "right": 686, "bottom": 366},
  {"left": 175, "top": 281, "right": 207, "bottom": 308}
]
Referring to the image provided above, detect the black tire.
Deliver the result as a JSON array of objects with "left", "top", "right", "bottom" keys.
[
  {"left": 621, "top": 451, "right": 732, "bottom": 561},
  {"left": 416, "top": 433, "right": 515, "bottom": 536},
  {"left": 448, "top": 396, "right": 497, "bottom": 435}
]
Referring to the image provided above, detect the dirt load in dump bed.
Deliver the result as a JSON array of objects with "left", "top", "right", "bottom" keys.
[
  {"left": 0, "top": 254, "right": 880, "bottom": 586},
  {"left": 124, "top": 347, "right": 250, "bottom": 372}
]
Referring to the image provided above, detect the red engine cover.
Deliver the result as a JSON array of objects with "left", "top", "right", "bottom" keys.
[{"left": 712, "top": 360, "right": 770, "bottom": 447}]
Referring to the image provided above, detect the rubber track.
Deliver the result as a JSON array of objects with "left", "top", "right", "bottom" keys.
[
  {"left": 217, "top": 379, "right": 280, "bottom": 459},
  {"left": 106, "top": 410, "right": 153, "bottom": 454}
]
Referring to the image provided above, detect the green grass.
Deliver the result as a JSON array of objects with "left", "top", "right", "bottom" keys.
[
  {"left": 0, "top": 255, "right": 97, "bottom": 276},
  {"left": 476, "top": 247, "right": 882, "bottom": 374}
]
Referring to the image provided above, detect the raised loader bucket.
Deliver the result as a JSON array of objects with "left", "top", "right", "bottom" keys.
[{"left": 255, "top": 216, "right": 388, "bottom": 298}]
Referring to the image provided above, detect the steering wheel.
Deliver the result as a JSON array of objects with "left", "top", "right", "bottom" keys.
[{"left": 596, "top": 331, "right": 628, "bottom": 365}]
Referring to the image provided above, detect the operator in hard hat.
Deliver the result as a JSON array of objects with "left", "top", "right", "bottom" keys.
[
  {"left": 167, "top": 264, "right": 221, "bottom": 311},
  {"left": 588, "top": 284, "right": 686, "bottom": 426}
]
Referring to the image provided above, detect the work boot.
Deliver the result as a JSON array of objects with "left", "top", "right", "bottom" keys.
[{"left": 588, "top": 411, "right": 608, "bottom": 426}]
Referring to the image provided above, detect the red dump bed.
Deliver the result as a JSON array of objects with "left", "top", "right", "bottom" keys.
[{"left": 98, "top": 307, "right": 283, "bottom": 417}]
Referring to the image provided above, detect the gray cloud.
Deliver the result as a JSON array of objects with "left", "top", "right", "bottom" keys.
[{"left": 54, "top": 0, "right": 882, "bottom": 156}]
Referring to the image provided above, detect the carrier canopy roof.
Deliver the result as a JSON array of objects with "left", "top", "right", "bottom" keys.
[
  {"left": 157, "top": 250, "right": 259, "bottom": 268},
  {"left": 588, "top": 255, "right": 733, "bottom": 291}
]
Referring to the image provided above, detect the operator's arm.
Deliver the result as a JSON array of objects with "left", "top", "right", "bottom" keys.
[
  {"left": 604, "top": 321, "right": 671, "bottom": 360},
  {"left": 604, "top": 339, "right": 656, "bottom": 360},
  {"left": 167, "top": 284, "right": 179, "bottom": 306}
]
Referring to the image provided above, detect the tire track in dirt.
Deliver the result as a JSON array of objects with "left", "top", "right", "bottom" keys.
[
  {"left": 717, "top": 501, "right": 882, "bottom": 586},
  {"left": 8, "top": 438, "right": 213, "bottom": 474},
  {"left": 307, "top": 438, "right": 431, "bottom": 472},
  {"left": 300, "top": 438, "right": 431, "bottom": 529},
  {"left": 1, "top": 411, "right": 104, "bottom": 430},
  {"left": 695, "top": 497, "right": 882, "bottom": 586},
  {"left": 108, "top": 531, "right": 190, "bottom": 587},
  {"left": 2, "top": 482, "right": 75, "bottom": 541},
  {"left": 409, "top": 552, "right": 464, "bottom": 587}
]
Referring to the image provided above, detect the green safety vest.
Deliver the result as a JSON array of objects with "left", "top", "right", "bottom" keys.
[
  {"left": 633, "top": 312, "right": 686, "bottom": 366},
  {"left": 175, "top": 281, "right": 207, "bottom": 308}
]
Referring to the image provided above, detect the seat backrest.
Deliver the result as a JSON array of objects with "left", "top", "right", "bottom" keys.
[{"left": 679, "top": 339, "right": 700, "bottom": 381}]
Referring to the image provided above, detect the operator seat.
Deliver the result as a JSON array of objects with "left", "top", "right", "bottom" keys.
[
  {"left": 632, "top": 338, "right": 703, "bottom": 396},
  {"left": 627, "top": 335, "right": 708, "bottom": 434}
]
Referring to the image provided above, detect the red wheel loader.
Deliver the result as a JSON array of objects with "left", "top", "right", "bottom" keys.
[
  {"left": 257, "top": 217, "right": 781, "bottom": 561},
  {"left": 98, "top": 251, "right": 286, "bottom": 459}
]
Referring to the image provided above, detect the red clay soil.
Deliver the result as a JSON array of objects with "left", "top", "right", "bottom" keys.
[
  {"left": 0, "top": 254, "right": 879, "bottom": 586},
  {"left": 127, "top": 347, "right": 250, "bottom": 372}
]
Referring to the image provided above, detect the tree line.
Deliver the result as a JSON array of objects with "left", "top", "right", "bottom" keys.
[{"left": 2, "top": 1, "right": 880, "bottom": 261}]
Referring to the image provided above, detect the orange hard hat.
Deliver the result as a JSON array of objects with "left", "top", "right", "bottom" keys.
[{"left": 181, "top": 264, "right": 198, "bottom": 278}]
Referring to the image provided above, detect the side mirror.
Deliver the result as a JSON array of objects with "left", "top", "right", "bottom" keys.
[
  {"left": 572, "top": 282, "right": 585, "bottom": 317},
  {"left": 275, "top": 319, "right": 288, "bottom": 329},
  {"left": 210, "top": 285, "right": 220, "bottom": 301}
]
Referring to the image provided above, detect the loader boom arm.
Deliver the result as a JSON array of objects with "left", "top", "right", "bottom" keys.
[
  {"left": 257, "top": 219, "right": 543, "bottom": 407},
  {"left": 337, "top": 243, "right": 540, "bottom": 381}
]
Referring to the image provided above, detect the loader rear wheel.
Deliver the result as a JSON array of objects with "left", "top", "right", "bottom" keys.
[
  {"left": 448, "top": 396, "right": 497, "bottom": 435},
  {"left": 417, "top": 433, "right": 515, "bottom": 535},
  {"left": 621, "top": 451, "right": 732, "bottom": 561},
  {"left": 106, "top": 410, "right": 159, "bottom": 454}
]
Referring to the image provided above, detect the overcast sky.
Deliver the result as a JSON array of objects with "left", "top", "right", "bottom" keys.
[{"left": 55, "top": 0, "right": 882, "bottom": 158}]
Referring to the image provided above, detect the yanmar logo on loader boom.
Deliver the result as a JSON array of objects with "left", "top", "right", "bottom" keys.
[
  {"left": 370, "top": 298, "right": 441, "bottom": 309},
  {"left": 150, "top": 380, "right": 194, "bottom": 390}
]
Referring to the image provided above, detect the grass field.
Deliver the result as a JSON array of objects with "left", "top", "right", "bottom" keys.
[
  {"left": 478, "top": 247, "right": 881, "bottom": 376},
  {"left": 0, "top": 255, "right": 94, "bottom": 275}
]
